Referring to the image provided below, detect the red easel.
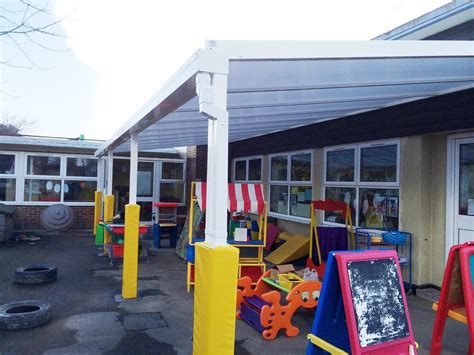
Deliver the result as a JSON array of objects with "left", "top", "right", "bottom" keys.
[{"left": 431, "top": 241, "right": 474, "bottom": 354}]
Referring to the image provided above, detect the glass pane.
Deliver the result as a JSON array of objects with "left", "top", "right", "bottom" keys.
[
  {"left": 66, "top": 158, "right": 97, "bottom": 177},
  {"left": 24, "top": 179, "right": 61, "bottom": 202},
  {"left": 248, "top": 158, "right": 262, "bottom": 181},
  {"left": 0, "top": 154, "right": 15, "bottom": 174},
  {"left": 360, "top": 145, "right": 397, "bottom": 183},
  {"left": 138, "top": 162, "right": 154, "bottom": 197},
  {"left": 324, "top": 187, "right": 356, "bottom": 224},
  {"left": 359, "top": 188, "right": 399, "bottom": 229},
  {"left": 138, "top": 202, "right": 153, "bottom": 221},
  {"left": 459, "top": 143, "right": 474, "bottom": 216},
  {"left": 234, "top": 160, "right": 246, "bottom": 181},
  {"left": 291, "top": 153, "right": 311, "bottom": 182},
  {"left": 290, "top": 186, "right": 312, "bottom": 218},
  {"left": 271, "top": 156, "right": 287, "bottom": 181},
  {"left": 64, "top": 180, "right": 96, "bottom": 202},
  {"left": 27, "top": 156, "right": 60, "bottom": 176},
  {"left": 326, "top": 149, "right": 355, "bottom": 182},
  {"left": 270, "top": 185, "right": 288, "bottom": 214},
  {"left": 160, "top": 182, "right": 184, "bottom": 203},
  {"left": 162, "top": 162, "right": 183, "bottom": 180},
  {"left": 0, "top": 178, "right": 16, "bottom": 201}
]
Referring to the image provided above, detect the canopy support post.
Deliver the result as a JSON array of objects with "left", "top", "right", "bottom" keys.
[
  {"left": 129, "top": 133, "right": 138, "bottom": 205},
  {"left": 106, "top": 150, "right": 114, "bottom": 196},
  {"left": 197, "top": 71, "right": 229, "bottom": 247}
]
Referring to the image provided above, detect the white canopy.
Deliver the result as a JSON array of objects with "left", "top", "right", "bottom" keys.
[
  {"left": 96, "top": 40, "right": 473, "bottom": 155},
  {"left": 97, "top": 40, "right": 473, "bottom": 246}
]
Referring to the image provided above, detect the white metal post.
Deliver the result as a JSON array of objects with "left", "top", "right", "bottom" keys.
[
  {"left": 197, "top": 71, "right": 229, "bottom": 247},
  {"left": 97, "top": 158, "right": 105, "bottom": 192},
  {"left": 107, "top": 150, "right": 114, "bottom": 195},
  {"left": 129, "top": 133, "right": 138, "bottom": 205}
]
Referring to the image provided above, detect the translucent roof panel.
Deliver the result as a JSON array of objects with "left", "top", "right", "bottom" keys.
[{"left": 104, "top": 41, "right": 473, "bottom": 154}]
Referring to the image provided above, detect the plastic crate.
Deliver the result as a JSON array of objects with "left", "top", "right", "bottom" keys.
[
  {"left": 382, "top": 231, "right": 408, "bottom": 245},
  {"left": 278, "top": 273, "right": 304, "bottom": 290},
  {"left": 113, "top": 244, "right": 124, "bottom": 257}
]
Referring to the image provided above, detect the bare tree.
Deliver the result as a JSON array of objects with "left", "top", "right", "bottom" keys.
[
  {"left": 0, "top": 114, "right": 32, "bottom": 135},
  {"left": 1, "top": 0, "right": 68, "bottom": 69}
]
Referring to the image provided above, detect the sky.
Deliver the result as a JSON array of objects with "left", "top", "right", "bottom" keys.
[{"left": 1, "top": 0, "right": 450, "bottom": 141}]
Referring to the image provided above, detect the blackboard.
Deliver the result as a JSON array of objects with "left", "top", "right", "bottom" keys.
[{"left": 347, "top": 258, "right": 409, "bottom": 347}]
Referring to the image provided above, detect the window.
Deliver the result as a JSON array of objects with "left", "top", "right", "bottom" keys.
[
  {"left": 66, "top": 158, "right": 97, "bottom": 177},
  {"left": 233, "top": 157, "right": 262, "bottom": 182},
  {"left": 160, "top": 161, "right": 185, "bottom": 203},
  {"left": 25, "top": 154, "right": 98, "bottom": 204},
  {"left": 270, "top": 152, "right": 312, "bottom": 218},
  {"left": 27, "top": 156, "right": 60, "bottom": 176},
  {"left": 0, "top": 153, "right": 16, "bottom": 202},
  {"left": 324, "top": 141, "right": 400, "bottom": 228}
]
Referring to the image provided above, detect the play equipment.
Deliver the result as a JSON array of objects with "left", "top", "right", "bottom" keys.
[
  {"left": 306, "top": 250, "right": 417, "bottom": 355},
  {"left": 186, "top": 181, "right": 268, "bottom": 292},
  {"left": 152, "top": 202, "right": 179, "bottom": 248},
  {"left": 102, "top": 222, "right": 150, "bottom": 265},
  {"left": 308, "top": 200, "right": 354, "bottom": 277},
  {"left": 431, "top": 241, "right": 473, "bottom": 354},
  {"left": 237, "top": 270, "right": 321, "bottom": 340},
  {"left": 265, "top": 234, "right": 309, "bottom": 265}
]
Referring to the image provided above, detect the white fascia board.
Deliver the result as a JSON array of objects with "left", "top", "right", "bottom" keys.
[
  {"left": 95, "top": 49, "right": 225, "bottom": 157},
  {"left": 206, "top": 40, "right": 474, "bottom": 60},
  {"left": 0, "top": 135, "right": 102, "bottom": 149}
]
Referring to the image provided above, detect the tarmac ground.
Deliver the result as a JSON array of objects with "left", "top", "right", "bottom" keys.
[{"left": 0, "top": 233, "right": 469, "bottom": 354}]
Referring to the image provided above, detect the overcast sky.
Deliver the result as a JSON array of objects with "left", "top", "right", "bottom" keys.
[{"left": 1, "top": 0, "right": 449, "bottom": 140}]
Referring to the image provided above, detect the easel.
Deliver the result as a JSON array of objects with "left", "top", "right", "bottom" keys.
[
  {"left": 306, "top": 250, "right": 417, "bottom": 354},
  {"left": 431, "top": 241, "right": 474, "bottom": 354},
  {"left": 308, "top": 200, "right": 354, "bottom": 277}
]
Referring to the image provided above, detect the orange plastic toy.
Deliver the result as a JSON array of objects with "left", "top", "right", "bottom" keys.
[{"left": 237, "top": 271, "right": 322, "bottom": 340}]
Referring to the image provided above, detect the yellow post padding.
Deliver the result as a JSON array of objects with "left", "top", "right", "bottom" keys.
[
  {"left": 93, "top": 191, "right": 102, "bottom": 235},
  {"left": 103, "top": 195, "right": 115, "bottom": 246},
  {"left": 122, "top": 203, "right": 140, "bottom": 299},
  {"left": 193, "top": 243, "right": 239, "bottom": 355}
]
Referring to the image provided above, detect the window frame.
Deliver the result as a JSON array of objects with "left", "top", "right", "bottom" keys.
[
  {"left": 158, "top": 159, "right": 186, "bottom": 205},
  {"left": 0, "top": 151, "right": 19, "bottom": 202},
  {"left": 23, "top": 153, "right": 98, "bottom": 206},
  {"left": 232, "top": 155, "right": 263, "bottom": 183},
  {"left": 322, "top": 139, "right": 401, "bottom": 228},
  {"left": 268, "top": 150, "right": 313, "bottom": 221}
]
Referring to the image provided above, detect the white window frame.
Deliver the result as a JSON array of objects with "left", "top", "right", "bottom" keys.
[
  {"left": 0, "top": 151, "right": 19, "bottom": 202},
  {"left": 322, "top": 139, "right": 401, "bottom": 227},
  {"left": 23, "top": 153, "right": 98, "bottom": 206},
  {"left": 158, "top": 160, "right": 186, "bottom": 206},
  {"left": 232, "top": 155, "right": 263, "bottom": 183},
  {"left": 268, "top": 150, "right": 313, "bottom": 221}
]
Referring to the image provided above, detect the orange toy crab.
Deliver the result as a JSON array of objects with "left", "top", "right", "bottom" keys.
[{"left": 237, "top": 271, "right": 322, "bottom": 340}]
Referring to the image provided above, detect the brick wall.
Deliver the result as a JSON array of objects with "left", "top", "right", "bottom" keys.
[{"left": 11, "top": 205, "right": 94, "bottom": 231}]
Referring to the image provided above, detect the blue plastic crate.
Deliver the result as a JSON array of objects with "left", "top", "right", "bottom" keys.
[{"left": 381, "top": 231, "right": 408, "bottom": 245}]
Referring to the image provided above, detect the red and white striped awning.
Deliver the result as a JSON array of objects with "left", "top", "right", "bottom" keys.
[{"left": 194, "top": 182, "right": 265, "bottom": 214}]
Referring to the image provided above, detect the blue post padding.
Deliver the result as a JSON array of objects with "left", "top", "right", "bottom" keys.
[{"left": 306, "top": 252, "right": 351, "bottom": 355}]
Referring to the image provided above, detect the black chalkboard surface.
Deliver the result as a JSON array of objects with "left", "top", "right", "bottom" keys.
[{"left": 347, "top": 258, "right": 409, "bottom": 348}]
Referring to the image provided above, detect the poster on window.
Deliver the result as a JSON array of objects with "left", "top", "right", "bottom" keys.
[{"left": 387, "top": 197, "right": 399, "bottom": 218}]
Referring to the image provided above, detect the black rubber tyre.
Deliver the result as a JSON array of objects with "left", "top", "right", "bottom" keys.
[
  {"left": 14, "top": 264, "right": 57, "bottom": 284},
  {"left": 0, "top": 300, "right": 52, "bottom": 330}
]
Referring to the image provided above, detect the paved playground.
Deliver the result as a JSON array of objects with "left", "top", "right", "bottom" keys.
[{"left": 0, "top": 233, "right": 469, "bottom": 354}]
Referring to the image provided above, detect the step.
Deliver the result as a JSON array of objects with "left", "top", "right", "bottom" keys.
[
  {"left": 244, "top": 295, "right": 270, "bottom": 310},
  {"left": 240, "top": 304, "right": 266, "bottom": 333}
]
